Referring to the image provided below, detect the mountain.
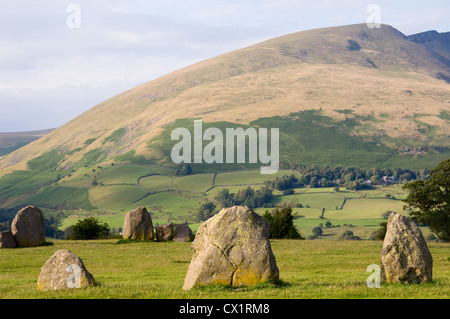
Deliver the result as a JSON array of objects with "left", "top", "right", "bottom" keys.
[
  {"left": 0, "top": 23, "right": 449, "bottom": 222},
  {"left": 0, "top": 129, "right": 55, "bottom": 157},
  {"left": 408, "top": 30, "right": 450, "bottom": 63}
]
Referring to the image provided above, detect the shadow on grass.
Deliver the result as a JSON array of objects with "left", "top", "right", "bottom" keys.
[
  {"left": 115, "top": 238, "right": 157, "bottom": 244},
  {"left": 191, "top": 279, "right": 292, "bottom": 292},
  {"left": 12, "top": 241, "right": 54, "bottom": 248}
]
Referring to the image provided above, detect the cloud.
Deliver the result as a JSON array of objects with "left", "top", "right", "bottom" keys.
[{"left": 0, "top": 0, "right": 449, "bottom": 132}]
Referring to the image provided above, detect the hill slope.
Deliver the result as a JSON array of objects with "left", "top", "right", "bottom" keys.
[
  {"left": 0, "top": 23, "right": 449, "bottom": 221},
  {"left": 408, "top": 30, "right": 450, "bottom": 63},
  {"left": 1, "top": 23, "right": 449, "bottom": 174}
]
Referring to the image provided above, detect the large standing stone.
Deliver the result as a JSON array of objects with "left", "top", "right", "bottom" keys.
[
  {"left": 155, "top": 223, "right": 174, "bottom": 241},
  {"left": 37, "top": 249, "right": 95, "bottom": 290},
  {"left": 183, "top": 206, "right": 279, "bottom": 290},
  {"left": 380, "top": 212, "right": 433, "bottom": 284},
  {"left": 173, "top": 223, "right": 194, "bottom": 242},
  {"left": 11, "top": 206, "right": 46, "bottom": 247},
  {"left": 122, "top": 206, "right": 154, "bottom": 240},
  {"left": 0, "top": 230, "right": 16, "bottom": 248}
]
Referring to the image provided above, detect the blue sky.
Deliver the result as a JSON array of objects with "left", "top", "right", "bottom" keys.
[{"left": 0, "top": 0, "right": 449, "bottom": 132}]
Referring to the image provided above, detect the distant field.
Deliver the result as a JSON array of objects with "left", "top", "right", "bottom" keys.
[
  {"left": 274, "top": 192, "right": 345, "bottom": 209},
  {"left": 89, "top": 185, "right": 147, "bottom": 212},
  {"left": 214, "top": 170, "right": 296, "bottom": 186},
  {"left": 139, "top": 175, "right": 174, "bottom": 193},
  {"left": 0, "top": 239, "right": 448, "bottom": 299},
  {"left": 0, "top": 162, "right": 432, "bottom": 240},
  {"left": 96, "top": 164, "right": 148, "bottom": 185},
  {"left": 172, "top": 174, "right": 214, "bottom": 193},
  {"left": 326, "top": 198, "right": 405, "bottom": 220},
  {"left": 43, "top": 166, "right": 418, "bottom": 240}
]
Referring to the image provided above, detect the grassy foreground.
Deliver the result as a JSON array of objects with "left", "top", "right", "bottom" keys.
[{"left": 0, "top": 239, "right": 448, "bottom": 299}]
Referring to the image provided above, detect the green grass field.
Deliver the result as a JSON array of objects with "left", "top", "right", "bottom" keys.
[{"left": 0, "top": 239, "right": 448, "bottom": 299}]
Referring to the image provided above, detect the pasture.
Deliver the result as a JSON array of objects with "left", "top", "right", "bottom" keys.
[
  {"left": 48, "top": 165, "right": 422, "bottom": 240},
  {"left": 0, "top": 239, "right": 448, "bottom": 299}
]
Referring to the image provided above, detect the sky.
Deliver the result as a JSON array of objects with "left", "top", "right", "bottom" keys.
[{"left": 0, "top": 0, "right": 449, "bottom": 132}]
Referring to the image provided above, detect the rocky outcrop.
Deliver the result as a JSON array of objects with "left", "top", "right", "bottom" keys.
[
  {"left": 380, "top": 213, "right": 433, "bottom": 283},
  {"left": 122, "top": 206, "right": 154, "bottom": 240},
  {"left": 183, "top": 206, "right": 279, "bottom": 290},
  {"left": 11, "top": 206, "right": 46, "bottom": 247},
  {"left": 37, "top": 249, "right": 95, "bottom": 290}
]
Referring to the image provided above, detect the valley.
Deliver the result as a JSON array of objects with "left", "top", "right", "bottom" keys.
[
  {"left": 14, "top": 160, "right": 413, "bottom": 240},
  {"left": 1, "top": 23, "right": 449, "bottom": 242}
]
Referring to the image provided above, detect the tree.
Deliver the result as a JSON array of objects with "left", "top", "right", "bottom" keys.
[
  {"left": 370, "top": 175, "right": 380, "bottom": 185},
  {"left": 370, "top": 222, "right": 387, "bottom": 240},
  {"left": 403, "top": 159, "right": 450, "bottom": 241},
  {"left": 44, "top": 212, "right": 65, "bottom": 239},
  {"left": 176, "top": 164, "right": 192, "bottom": 176},
  {"left": 263, "top": 206, "right": 303, "bottom": 239},
  {"left": 312, "top": 226, "right": 323, "bottom": 236},
  {"left": 197, "top": 202, "right": 216, "bottom": 222},
  {"left": 214, "top": 186, "right": 273, "bottom": 209},
  {"left": 214, "top": 188, "right": 235, "bottom": 208},
  {"left": 339, "top": 230, "right": 361, "bottom": 240},
  {"left": 68, "top": 217, "right": 110, "bottom": 240}
]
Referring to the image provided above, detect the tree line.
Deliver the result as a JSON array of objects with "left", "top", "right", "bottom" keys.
[{"left": 277, "top": 162, "right": 428, "bottom": 190}]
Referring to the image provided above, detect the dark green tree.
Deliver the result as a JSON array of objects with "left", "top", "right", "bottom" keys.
[
  {"left": 339, "top": 230, "right": 361, "bottom": 240},
  {"left": 312, "top": 226, "right": 323, "bottom": 236},
  {"left": 176, "top": 164, "right": 192, "bottom": 176},
  {"left": 214, "top": 188, "right": 235, "bottom": 208},
  {"left": 68, "top": 217, "right": 110, "bottom": 240},
  {"left": 197, "top": 202, "right": 216, "bottom": 222},
  {"left": 263, "top": 206, "right": 303, "bottom": 239},
  {"left": 372, "top": 221, "right": 387, "bottom": 240},
  {"left": 403, "top": 159, "right": 450, "bottom": 241},
  {"left": 45, "top": 215, "right": 65, "bottom": 239}
]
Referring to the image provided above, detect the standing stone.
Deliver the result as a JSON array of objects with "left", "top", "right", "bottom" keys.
[
  {"left": 183, "top": 206, "right": 279, "bottom": 290},
  {"left": 122, "top": 206, "right": 154, "bottom": 240},
  {"left": 155, "top": 223, "right": 174, "bottom": 241},
  {"left": 11, "top": 206, "right": 46, "bottom": 247},
  {"left": 0, "top": 230, "right": 16, "bottom": 248},
  {"left": 173, "top": 223, "right": 194, "bottom": 242},
  {"left": 380, "top": 212, "right": 433, "bottom": 284},
  {"left": 37, "top": 249, "right": 95, "bottom": 290}
]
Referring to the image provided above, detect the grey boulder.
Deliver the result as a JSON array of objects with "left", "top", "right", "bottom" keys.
[
  {"left": 37, "top": 249, "right": 95, "bottom": 290},
  {"left": 155, "top": 223, "right": 174, "bottom": 241},
  {"left": 11, "top": 206, "right": 46, "bottom": 247},
  {"left": 122, "top": 206, "right": 154, "bottom": 240},
  {"left": 380, "top": 212, "right": 433, "bottom": 283},
  {"left": 173, "top": 223, "right": 194, "bottom": 242},
  {"left": 0, "top": 230, "right": 16, "bottom": 248},
  {"left": 183, "top": 206, "right": 279, "bottom": 290}
]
